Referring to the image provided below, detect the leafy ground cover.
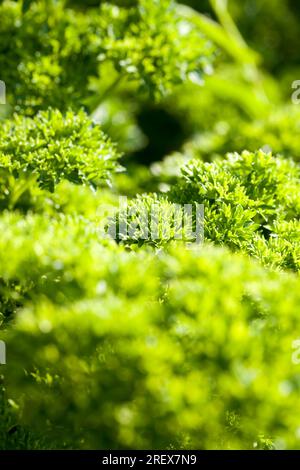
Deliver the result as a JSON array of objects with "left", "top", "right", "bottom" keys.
[{"left": 0, "top": 0, "right": 300, "bottom": 450}]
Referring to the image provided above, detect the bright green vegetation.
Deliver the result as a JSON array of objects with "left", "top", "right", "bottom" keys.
[
  {"left": 118, "top": 151, "right": 300, "bottom": 273},
  {"left": 0, "top": 0, "right": 300, "bottom": 450},
  {"left": 0, "top": 0, "right": 214, "bottom": 113}
]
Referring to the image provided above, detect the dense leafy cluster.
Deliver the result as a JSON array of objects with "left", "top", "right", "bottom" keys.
[
  {"left": 0, "top": 0, "right": 101, "bottom": 114},
  {"left": 1, "top": 0, "right": 300, "bottom": 452},
  {"left": 2, "top": 216, "right": 300, "bottom": 449},
  {"left": 0, "top": 0, "right": 215, "bottom": 115},
  {"left": 172, "top": 151, "right": 300, "bottom": 269},
  {"left": 170, "top": 101, "right": 300, "bottom": 161},
  {"left": 115, "top": 151, "right": 300, "bottom": 271},
  {"left": 0, "top": 109, "right": 121, "bottom": 212}
]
